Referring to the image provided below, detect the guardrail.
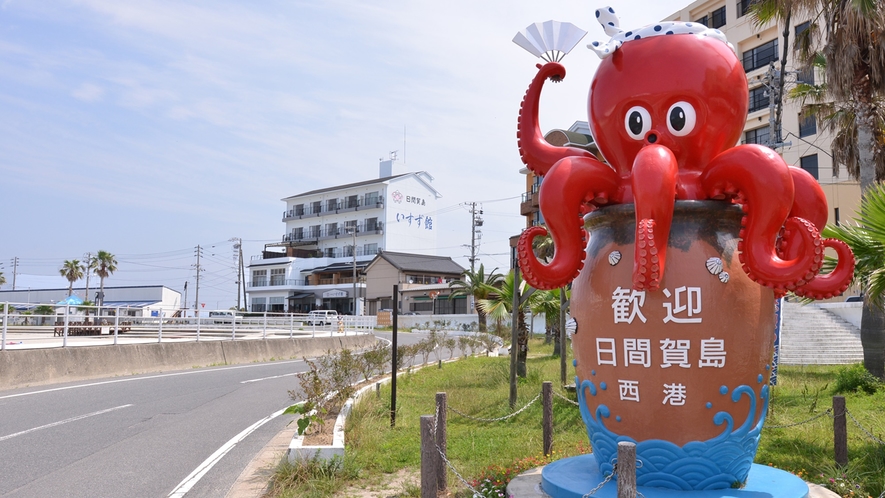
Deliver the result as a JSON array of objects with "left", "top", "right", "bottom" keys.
[{"left": 0, "top": 302, "right": 376, "bottom": 350}]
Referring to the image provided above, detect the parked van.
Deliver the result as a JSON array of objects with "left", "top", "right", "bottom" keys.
[
  {"left": 307, "top": 310, "right": 338, "bottom": 326},
  {"left": 208, "top": 310, "right": 239, "bottom": 324}
]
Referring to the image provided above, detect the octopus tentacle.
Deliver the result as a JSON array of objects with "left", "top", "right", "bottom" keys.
[
  {"left": 517, "top": 62, "right": 596, "bottom": 177},
  {"left": 701, "top": 145, "right": 823, "bottom": 290},
  {"left": 792, "top": 239, "right": 855, "bottom": 299},
  {"left": 631, "top": 144, "right": 678, "bottom": 291},
  {"left": 518, "top": 156, "right": 620, "bottom": 290}
]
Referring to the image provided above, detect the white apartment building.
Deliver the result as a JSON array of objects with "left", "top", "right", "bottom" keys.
[
  {"left": 665, "top": 0, "right": 861, "bottom": 225},
  {"left": 246, "top": 161, "right": 442, "bottom": 315}
]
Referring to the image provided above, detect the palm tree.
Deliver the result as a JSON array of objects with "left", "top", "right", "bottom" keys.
[
  {"left": 0, "top": 271, "right": 6, "bottom": 287},
  {"left": 94, "top": 250, "right": 117, "bottom": 306},
  {"left": 83, "top": 254, "right": 97, "bottom": 301},
  {"left": 59, "top": 260, "right": 83, "bottom": 297},
  {"left": 530, "top": 287, "right": 570, "bottom": 356},
  {"left": 756, "top": 0, "right": 885, "bottom": 378},
  {"left": 824, "top": 182, "right": 885, "bottom": 378},
  {"left": 477, "top": 271, "right": 530, "bottom": 377},
  {"left": 448, "top": 264, "right": 503, "bottom": 332}
]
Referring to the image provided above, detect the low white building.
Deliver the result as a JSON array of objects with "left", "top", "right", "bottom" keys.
[
  {"left": 247, "top": 160, "right": 443, "bottom": 315},
  {"left": 0, "top": 285, "right": 181, "bottom": 317}
]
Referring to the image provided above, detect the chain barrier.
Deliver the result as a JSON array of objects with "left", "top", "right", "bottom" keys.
[
  {"left": 553, "top": 389, "right": 580, "bottom": 407},
  {"left": 844, "top": 409, "right": 885, "bottom": 446},
  {"left": 431, "top": 401, "right": 485, "bottom": 497},
  {"left": 581, "top": 463, "right": 615, "bottom": 498},
  {"left": 764, "top": 408, "right": 833, "bottom": 429},
  {"left": 447, "top": 393, "right": 542, "bottom": 422}
]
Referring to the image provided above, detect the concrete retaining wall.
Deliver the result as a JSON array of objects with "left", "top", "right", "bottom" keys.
[
  {"left": 0, "top": 335, "right": 377, "bottom": 391},
  {"left": 817, "top": 302, "right": 863, "bottom": 329}
]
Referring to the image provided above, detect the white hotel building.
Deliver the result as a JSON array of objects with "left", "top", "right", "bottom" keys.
[{"left": 246, "top": 161, "right": 442, "bottom": 315}]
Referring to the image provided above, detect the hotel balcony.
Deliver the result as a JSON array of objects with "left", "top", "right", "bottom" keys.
[{"left": 282, "top": 197, "right": 385, "bottom": 221}]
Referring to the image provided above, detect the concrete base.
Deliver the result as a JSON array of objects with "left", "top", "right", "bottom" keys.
[{"left": 507, "top": 455, "right": 839, "bottom": 498}]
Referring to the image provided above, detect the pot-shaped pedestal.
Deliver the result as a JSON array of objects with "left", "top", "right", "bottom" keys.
[{"left": 570, "top": 201, "right": 774, "bottom": 490}]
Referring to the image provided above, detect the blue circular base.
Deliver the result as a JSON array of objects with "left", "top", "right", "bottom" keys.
[{"left": 542, "top": 454, "right": 808, "bottom": 498}]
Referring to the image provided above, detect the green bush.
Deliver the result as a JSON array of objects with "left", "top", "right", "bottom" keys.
[{"left": 833, "top": 364, "right": 881, "bottom": 395}]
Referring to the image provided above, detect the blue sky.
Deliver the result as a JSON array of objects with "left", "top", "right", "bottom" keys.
[{"left": 0, "top": 1, "right": 679, "bottom": 308}]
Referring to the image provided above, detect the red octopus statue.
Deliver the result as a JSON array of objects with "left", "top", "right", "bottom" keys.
[{"left": 516, "top": 23, "right": 854, "bottom": 299}]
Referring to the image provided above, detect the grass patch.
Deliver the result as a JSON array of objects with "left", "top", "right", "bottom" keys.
[
  {"left": 267, "top": 342, "right": 885, "bottom": 497},
  {"left": 758, "top": 365, "right": 885, "bottom": 496}
]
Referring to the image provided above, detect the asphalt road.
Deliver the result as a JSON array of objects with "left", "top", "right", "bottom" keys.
[{"left": 0, "top": 331, "right": 425, "bottom": 498}]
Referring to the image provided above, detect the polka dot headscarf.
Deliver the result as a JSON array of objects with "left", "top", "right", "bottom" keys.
[{"left": 587, "top": 5, "right": 735, "bottom": 59}]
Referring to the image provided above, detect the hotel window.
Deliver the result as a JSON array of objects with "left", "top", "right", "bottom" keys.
[
  {"left": 252, "top": 269, "right": 267, "bottom": 287},
  {"left": 270, "top": 268, "right": 285, "bottom": 286},
  {"left": 311, "top": 201, "right": 322, "bottom": 214},
  {"left": 742, "top": 39, "right": 778, "bottom": 72},
  {"left": 364, "top": 191, "right": 379, "bottom": 206},
  {"left": 326, "top": 198, "right": 338, "bottom": 212},
  {"left": 269, "top": 297, "right": 285, "bottom": 312},
  {"left": 364, "top": 243, "right": 378, "bottom": 255},
  {"left": 294, "top": 204, "right": 304, "bottom": 216},
  {"left": 799, "top": 109, "right": 817, "bottom": 137},
  {"left": 325, "top": 222, "right": 338, "bottom": 237},
  {"left": 710, "top": 6, "right": 726, "bottom": 28},
  {"left": 325, "top": 247, "right": 337, "bottom": 258},
  {"left": 251, "top": 297, "right": 266, "bottom": 312},
  {"left": 365, "top": 217, "right": 378, "bottom": 231},
  {"left": 309, "top": 225, "right": 321, "bottom": 237},
  {"left": 800, "top": 154, "right": 819, "bottom": 180},
  {"left": 744, "top": 127, "right": 770, "bottom": 146},
  {"left": 738, "top": 0, "right": 761, "bottom": 17},
  {"left": 346, "top": 195, "right": 358, "bottom": 208},
  {"left": 293, "top": 227, "right": 303, "bottom": 240},
  {"left": 748, "top": 86, "right": 769, "bottom": 113}
]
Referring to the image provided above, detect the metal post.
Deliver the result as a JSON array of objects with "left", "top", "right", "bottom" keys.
[
  {"left": 63, "top": 304, "right": 69, "bottom": 347},
  {"left": 158, "top": 311, "right": 163, "bottom": 343},
  {"left": 543, "top": 382, "right": 553, "bottom": 456},
  {"left": 617, "top": 442, "right": 637, "bottom": 498},
  {"left": 1, "top": 302, "right": 7, "bottom": 351},
  {"left": 435, "top": 392, "right": 447, "bottom": 493},
  {"left": 113, "top": 307, "right": 119, "bottom": 346},
  {"left": 289, "top": 313, "right": 294, "bottom": 339},
  {"left": 232, "top": 313, "right": 237, "bottom": 340},
  {"left": 391, "top": 284, "right": 399, "bottom": 428},
  {"left": 262, "top": 311, "right": 267, "bottom": 339},
  {"left": 510, "top": 267, "right": 520, "bottom": 409},
  {"left": 196, "top": 313, "right": 201, "bottom": 342},
  {"left": 833, "top": 396, "right": 848, "bottom": 466},
  {"left": 560, "top": 288, "right": 567, "bottom": 385},
  {"left": 420, "top": 415, "right": 438, "bottom": 498}
]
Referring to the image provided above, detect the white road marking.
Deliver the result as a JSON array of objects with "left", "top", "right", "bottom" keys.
[
  {"left": 0, "top": 360, "right": 305, "bottom": 401},
  {"left": 167, "top": 407, "right": 289, "bottom": 497},
  {"left": 240, "top": 372, "right": 299, "bottom": 384},
  {"left": 0, "top": 404, "right": 133, "bottom": 442}
]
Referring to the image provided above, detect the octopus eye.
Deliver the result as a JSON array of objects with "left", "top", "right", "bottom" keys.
[
  {"left": 667, "top": 101, "right": 696, "bottom": 136},
  {"left": 624, "top": 106, "right": 651, "bottom": 140}
]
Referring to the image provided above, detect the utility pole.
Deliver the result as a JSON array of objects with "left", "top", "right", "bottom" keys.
[
  {"left": 193, "top": 245, "right": 203, "bottom": 312},
  {"left": 463, "top": 203, "right": 483, "bottom": 272},
  {"left": 230, "top": 237, "right": 244, "bottom": 311},
  {"left": 763, "top": 62, "right": 792, "bottom": 150},
  {"left": 350, "top": 228, "right": 358, "bottom": 316},
  {"left": 11, "top": 257, "right": 18, "bottom": 290}
]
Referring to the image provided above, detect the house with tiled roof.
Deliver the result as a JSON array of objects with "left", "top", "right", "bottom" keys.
[{"left": 363, "top": 251, "right": 466, "bottom": 315}]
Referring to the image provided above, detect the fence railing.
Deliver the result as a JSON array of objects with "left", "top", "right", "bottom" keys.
[
  {"left": 0, "top": 302, "right": 375, "bottom": 350},
  {"left": 418, "top": 387, "right": 885, "bottom": 498}
]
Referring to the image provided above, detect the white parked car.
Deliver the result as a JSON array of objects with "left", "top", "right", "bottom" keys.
[{"left": 307, "top": 310, "right": 339, "bottom": 326}]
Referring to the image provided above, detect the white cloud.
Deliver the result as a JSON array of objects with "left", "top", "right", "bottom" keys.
[{"left": 71, "top": 82, "right": 104, "bottom": 102}]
